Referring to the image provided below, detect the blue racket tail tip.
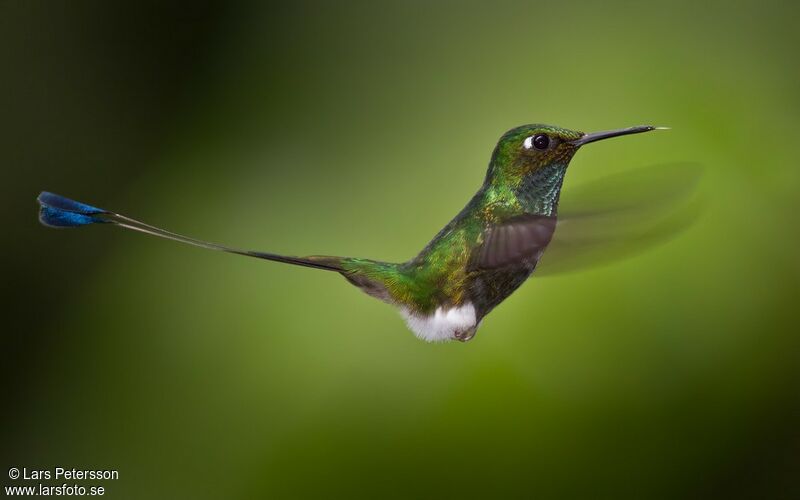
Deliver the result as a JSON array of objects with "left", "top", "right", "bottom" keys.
[{"left": 37, "top": 191, "right": 110, "bottom": 228}]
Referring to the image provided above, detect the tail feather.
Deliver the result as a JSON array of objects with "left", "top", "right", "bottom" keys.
[
  {"left": 38, "top": 191, "right": 110, "bottom": 228},
  {"left": 37, "top": 191, "right": 344, "bottom": 272}
]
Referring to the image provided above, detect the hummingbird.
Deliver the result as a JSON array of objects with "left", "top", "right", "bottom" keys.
[{"left": 38, "top": 124, "right": 664, "bottom": 343}]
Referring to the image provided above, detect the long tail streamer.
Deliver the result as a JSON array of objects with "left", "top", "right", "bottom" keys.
[{"left": 37, "top": 192, "right": 343, "bottom": 272}]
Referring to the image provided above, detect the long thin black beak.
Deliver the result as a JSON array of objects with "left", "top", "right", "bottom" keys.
[{"left": 570, "top": 125, "right": 664, "bottom": 146}]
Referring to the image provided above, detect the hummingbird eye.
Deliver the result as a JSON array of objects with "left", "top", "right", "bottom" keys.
[{"left": 523, "top": 134, "right": 551, "bottom": 151}]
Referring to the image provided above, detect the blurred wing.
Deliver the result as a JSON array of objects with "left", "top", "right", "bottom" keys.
[
  {"left": 471, "top": 214, "right": 557, "bottom": 270},
  {"left": 537, "top": 162, "right": 703, "bottom": 276}
]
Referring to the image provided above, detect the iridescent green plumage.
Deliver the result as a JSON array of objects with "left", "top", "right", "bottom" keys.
[
  {"left": 39, "top": 123, "right": 659, "bottom": 342},
  {"left": 340, "top": 125, "right": 584, "bottom": 315}
]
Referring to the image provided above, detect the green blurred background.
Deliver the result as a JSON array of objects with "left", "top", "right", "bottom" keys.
[{"left": 2, "top": 1, "right": 799, "bottom": 498}]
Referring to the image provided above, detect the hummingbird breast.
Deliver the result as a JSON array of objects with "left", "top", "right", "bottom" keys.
[{"left": 465, "top": 261, "right": 539, "bottom": 318}]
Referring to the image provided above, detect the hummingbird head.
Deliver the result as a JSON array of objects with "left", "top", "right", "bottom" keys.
[{"left": 487, "top": 123, "right": 660, "bottom": 184}]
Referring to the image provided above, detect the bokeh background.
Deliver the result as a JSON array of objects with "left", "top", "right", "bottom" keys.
[{"left": 2, "top": 1, "right": 799, "bottom": 498}]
